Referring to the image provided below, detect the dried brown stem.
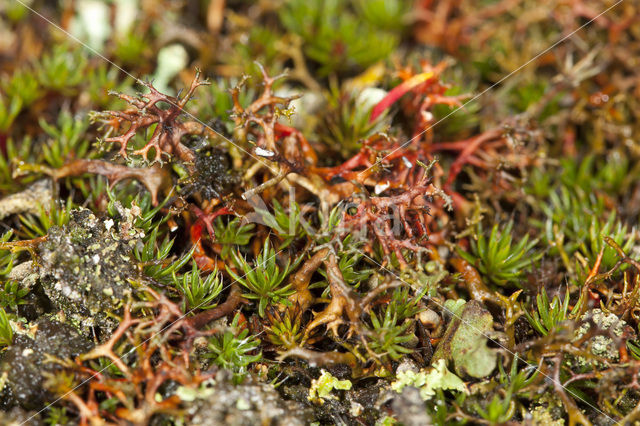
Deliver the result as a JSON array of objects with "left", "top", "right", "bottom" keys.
[
  {"left": 17, "top": 159, "right": 171, "bottom": 205},
  {"left": 552, "top": 354, "right": 593, "bottom": 426},
  {"left": 287, "top": 247, "right": 329, "bottom": 312},
  {"left": 185, "top": 283, "right": 245, "bottom": 330}
]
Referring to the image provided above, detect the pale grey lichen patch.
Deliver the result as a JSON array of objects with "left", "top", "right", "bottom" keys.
[
  {"left": 575, "top": 309, "right": 631, "bottom": 361},
  {"left": 185, "top": 370, "right": 313, "bottom": 426},
  {"left": 37, "top": 208, "right": 140, "bottom": 335},
  {"left": 0, "top": 406, "right": 42, "bottom": 426}
]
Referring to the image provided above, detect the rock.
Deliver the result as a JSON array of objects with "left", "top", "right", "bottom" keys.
[
  {"left": 186, "top": 371, "right": 313, "bottom": 426},
  {"left": 396, "top": 358, "right": 420, "bottom": 375},
  {"left": 391, "top": 387, "right": 433, "bottom": 426},
  {"left": 0, "top": 317, "right": 93, "bottom": 410},
  {"left": 37, "top": 208, "right": 139, "bottom": 334}
]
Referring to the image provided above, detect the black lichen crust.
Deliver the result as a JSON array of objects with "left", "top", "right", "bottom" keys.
[{"left": 190, "top": 148, "right": 239, "bottom": 200}]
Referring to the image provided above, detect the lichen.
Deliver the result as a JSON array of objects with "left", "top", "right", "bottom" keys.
[
  {"left": 575, "top": 309, "right": 630, "bottom": 361},
  {"left": 308, "top": 369, "right": 353, "bottom": 404},
  {"left": 432, "top": 300, "right": 499, "bottom": 378},
  {"left": 37, "top": 208, "right": 138, "bottom": 334},
  {"left": 0, "top": 318, "right": 92, "bottom": 410},
  {"left": 391, "top": 359, "right": 468, "bottom": 399},
  {"left": 185, "top": 371, "right": 313, "bottom": 426}
]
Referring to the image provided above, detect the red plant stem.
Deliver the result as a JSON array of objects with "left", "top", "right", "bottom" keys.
[
  {"left": 370, "top": 71, "right": 435, "bottom": 121},
  {"left": 445, "top": 128, "right": 503, "bottom": 187}
]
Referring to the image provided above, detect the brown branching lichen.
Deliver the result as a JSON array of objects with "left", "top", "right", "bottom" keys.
[{"left": 93, "top": 70, "right": 210, "bottom": 165}]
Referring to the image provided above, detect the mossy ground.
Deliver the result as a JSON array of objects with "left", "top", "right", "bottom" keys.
[{"left": 1, "top": 1, "right": 640, "bottom": 425}]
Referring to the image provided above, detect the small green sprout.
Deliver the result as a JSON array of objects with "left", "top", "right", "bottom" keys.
[
  {"left": 265, "top": 308, "right": 305, "bottom": 350},
  {"left": 0, "top": 281, "right": 29, "bottom": 311},
  {"left": 524, "top": 287, "right": 580, "bottom": 336},
  {"left": 19, "top": 198, "right": 74, "bottom": 238},
  {"left": 213, "top": 217, "right": 255, "bottom": 259},
  {"left": 318, "top": 85, "right": 387, "bottom": 157},
  {"left": 279, "top": 0, "right": 398, "bottom": 76},
  {"left": 533, "top": 187, "right": 634, "bottom": 272},
  {"left": 581, "top": 213, "right": 634, "bottom": 271},
  {"left": 256, "top": 199, "right": 307, "bottom": 249},
  {"left": 227, "top": 239, "right": 301, "bottom": 317},
  {"left": 474, "top": 394, "right": 516, "bottom": 424},
  {"left": 44, "top": 407, "right": 70, "bottom": 426},
  {"left": 133, "top": 226, "right": 194, "bottom": 286},
  {"left": 353, "top": 0, "right": 411, "bottom": 32},
  {"left": 205, "top": 314, "right": 261, "bottom": 380},
  {"left": 39, "top": 110, "right": 90, "bottom": 169},
  {"left": 175, "top": 263, "right": 223, "bottom": 311},
  {"left": 474, "top": 356, "right": 537, "bottom": 424},
  {"left": 2, "top": 68, "right": 42, "bottom": 108},
  {"left": 35, "top": 45, "right": 87, "bottom": 93},
  {"left": 0, "top": 231, "right": 17, "bottom": 277},
  {"left": 0, "top": 137, "right": 34, "bottom": 191},
  {"left": 0, "top": 94, "right": 22, "bottom": 133},
  {"left": 497, "top": 355, "right": 539, "bottom": 394},
  {"left": 457, "top": 221, "right": 541, "bottom": 286},
  {"left": 313, "top": 239, "right": 372, "bottom": 297},
  {"left": 366, "top": 286, "right": 425, "bottom": 361}
]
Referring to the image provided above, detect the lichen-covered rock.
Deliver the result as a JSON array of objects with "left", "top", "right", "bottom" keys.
[
  {"left": 185, "top": 370, "right": 313, "bottom": 426},
  {"left": 390, "top": 387, "right": 433, "bottom": 426},
  {"left": 0, "top": 317, "right": 93, "bottom": 410},
  {"left": 575, "top": 309, "right": 633, "bottom": 361},
  {"left": 38, "top": 208, "right": 140, "bottom": 333},
  {"left": 0, "top": 407, "right": 43, "bottom": 426}
]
